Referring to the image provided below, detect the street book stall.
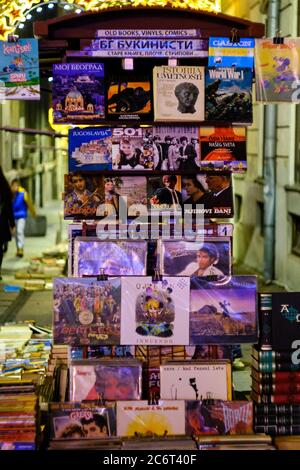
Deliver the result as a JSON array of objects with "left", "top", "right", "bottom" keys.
[{"left": 1, "top": 2, "right": 300, "bottom": 451}]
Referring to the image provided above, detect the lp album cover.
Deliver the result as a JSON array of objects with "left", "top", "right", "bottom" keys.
[
  {"left": 120, "top": 276, "right": 190, "bottom": 346},
  {"left": 68, "top": 127, "right": 112, "bottom": 171}
]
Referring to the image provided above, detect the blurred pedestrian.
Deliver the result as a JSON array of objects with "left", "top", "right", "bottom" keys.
[
  {"left": 0, "top": 167, "right": 15, "bottom": 280},
  {"left": 11, "top": 178, "right": 36, "bottom": 258}
]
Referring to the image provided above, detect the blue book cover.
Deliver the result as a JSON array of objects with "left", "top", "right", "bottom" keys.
[
  {"left": 0, "top": 38, "right": 40, "bottom": 100},
  {"left": 52, "top": 63, "right": 105, "bottom": 124},
  {"left": 208, "top": 37, "right": 255, "bottom": 69},
  {"left": 68, "top": 127, "right": 112, "bottom": 171},
  {"left": 205, "top": 67, "right": 253, "bottom": 124}
]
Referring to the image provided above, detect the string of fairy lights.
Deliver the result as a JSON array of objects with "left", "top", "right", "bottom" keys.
[{"left": 0, "top": 0, "right": 221, "bottom": 39}]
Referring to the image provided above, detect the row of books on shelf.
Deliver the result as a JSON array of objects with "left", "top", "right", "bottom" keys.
[
  {"left": 52, "top": 65, "right": 253, "bottom": 125},
  {"left": 68, "top": 125, "right": 247, "bottom": 173},
  {"left": 53, "top": 275, "right": 258, "bottom": 347}
]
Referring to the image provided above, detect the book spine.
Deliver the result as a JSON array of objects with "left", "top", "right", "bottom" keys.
[
  {"left": 254, "top": 416, "right": 300, "bottom": 426},
  {"left": 254, "top": 425, "right": 300, "bottom": 435},
  {"left": 253, "top": 393, "right": 300, "bottom": 404},
  {"left": 252, "top": 370, "right": 300, "bottom": 384},
  {"left": 254, "top": 351, "right": 293, "bottom": 362},
  {"left": 258, "top": 294, "right": 272, "bottom": 350},
  {"left": 255, "top": 362, "right": 300, "bottom": 373},
  {"left": 254, "top": 382, "right": 300, "bottom": 395}
]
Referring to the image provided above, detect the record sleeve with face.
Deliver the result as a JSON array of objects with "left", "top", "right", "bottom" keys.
[
  {"left": 157, "top": 238, "right": 231, "bottom": 278},
  {"left": 53, "top": 277, "right": 121, "bottom": 346},
  {"left": 70, "top": 359, "right": 142, "bottom": 402},
  {"left": 116, "top": 400, "right": 185, "bottom": 437},
  {"left": 190, "top": 276, "right": 257, "bottom": 344},
  {"left": 120, "top": 276, "right": 190, "bottom": 346},
  {"left": 73, "top": 237, "right": 147, "bottom": 277},
  {"left": 112, "top": 127, "right": 159, "bottom": 170}
]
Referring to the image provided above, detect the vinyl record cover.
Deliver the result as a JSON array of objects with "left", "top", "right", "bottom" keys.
[
  {"left": 120, "top": 276, "right": 190, "bottom": 346},
  {"left": 200, "top": 127, "right": 247, "bottom": 172},
  {"left": 147, "top": 175, "right": 182, "bottom": 213},
  {"left": 112, "top": 127, "right": 159, "bottom": 170},
  {"left": 255, "top": 39, "right": 300, "bottom": 103},
  {"left": 116, "top": 401, "right": 185, "bottom": 437},
  {"left": 205, "top": 67, "right": 253, "bottom": 124},
  {"left": 153, "top": 66, "right": 205, "bottom": 122},
  {"left": 50, "top": 403, "right": 116, "bottom": 438},
  {"left": 53, "top": 277, "right": 121, "bottom": 346},
  {"left": 160, "top": 361, "right": 232, "bottom": 400},
  {"left": 208, "top": 37, "right": 255, "bottom": 69},
  {"left": 271, "top": 292, "right": 300, "bottom": 350},
  {"left": 158, "top": 239, "right": 231, "bottom": 278},
  {"left": 106, "top": 75, "right": 152, "bottom": 121},
  {"left": 52, "top": 63, "right": 105, "bottom": 124},
  {"left": 152, "top": 126, "right": 200, "bottom": 171},
  {"left": 190, "top": 276, "right": 257, "bottom": 344},
  {"left": 73, "top": 238, "right": 147, "bottom": 277},
  {"left": 0, "top": 38, "right": 40, "bottom": 100},
  {"left": 186, "top": 400, "right": 253, "bottom": 435},
  {"left": 68, "top": 127, "right": 112, "bottom": 171},
  {"left": 64, "top": 174, "right": 104, "bottom": 219},
  {"left": 181, "top": 174, "right": 234, "bottom": 218},
  {"left": 70, "top": 360, "right": 142, "bottom": 401}
]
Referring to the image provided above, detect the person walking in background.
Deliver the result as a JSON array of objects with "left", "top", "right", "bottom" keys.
[
  {"left": 0, "top": 167, "right": 15, "bottom": 280},
  {"left": 11, "top": 178, "right": 36, "bottom": 258}
]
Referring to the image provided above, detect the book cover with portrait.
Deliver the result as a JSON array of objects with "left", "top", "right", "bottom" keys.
[
  {"left": 73, "top": 238, "right": 148, "bottom": 277},
  {"left": 152, "top": 125, "right": 201, "bottom": 171},
  {"left": 52, "top": 63, "right": 105, "bottom": 124},
  {"left": 68, "top": 127, "right": 112, "bottom": 171},
  {"left": 160, "top": 360, "right": 232, "bottom": 400},
  {"left": 50, "top": 402, "right": 116, "bottom": 439},
  {"left": 157, "top": 238, "right": 231, "bottom": 278},
  {"left": 112, "top": 127, "right": 159, "bottom": 170},
  {"left": 53, "top": 277, "right": 121, "bottom": 346},
  {"left": 205, "top": 67, "right": 253, "bottom": 124},
  {"left": 116, "top": 400, "right": 185, "bottom": 437},
  {"left": 190, "top": 276, "right": 258, "bottom": 344},
  {"left": 200, "top": 126, "right": 247, "bottom": 172},
  {"left": 120, "top": 276, "right": 190, "bottom": 346},
  {"left": 186, "top": 400, "right": 253, "bottom": 435},
  {"left": 181, "top": 173, "right": 234, "bottom": 218},
  {"left": 106, "top": 74, "right": 153, "bottom": 121},
  {"left": 153, "top": 66, "right": 205, "bottom": 122},
  {"left": 70, "top": 359, "right": 142, "bottom": 401}
]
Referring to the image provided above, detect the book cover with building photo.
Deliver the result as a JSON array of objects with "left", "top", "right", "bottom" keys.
[
  {"left": 52, "top": 63, "right": 105, "bottom": 124},
  {"left": 205, "top": 67, "right": 253, "bottom": 124},
  {"left": 120, "top": 276, "right": 190, "bottom": 346},
  {"left": 200, "top": 126, "right": 247, "bottom": 172},
  {"left": 106, "top": 74, "right": 152, "bottom": 121},
  {"left": 112, "top": 127, "right": 159, "bottom": 170},
  {"left": 68, "top": 127, "right": 112, "bottom": 171},
  {"left": 153, "top": 66, "right": 205, "bottom": 122},
  {"left": 190, "top": 276, "right": 258, "bottom": 344},
  {"left": 53, "top": 277, "right": 121, "bottom": 347}
]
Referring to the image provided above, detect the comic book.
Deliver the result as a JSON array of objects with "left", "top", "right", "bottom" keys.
[
  {"left": 52, "top": 63, "right": 105, "bottom": 124},
  {"left": 255, "top": 38, "right": 300, "bottom": 103}
]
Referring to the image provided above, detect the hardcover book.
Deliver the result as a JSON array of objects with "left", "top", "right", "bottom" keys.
[
  {"left": 186, "top": 400, "right": 253, "bottom": 435},
  {"left": 116, "top": 400, "right": 185, "bottom": 437},
  {"left": 120, "top": 276, "right": 190, "bottom": 346},
  {"left": 190, "top": 276, "right": 257, "bottom": 344},
  {"left": 73, "top": 238, "right": 148, "bottom": 277},
  {"left": 53, "top": 277, "right": 121, "bottom": 346},
  {"left": 153, "top": 66, "right": 205, "bottom": 122},
  {"left": 70, "top": 359, "right": 142, "bottom": 401},
  {"left": 157, "top": 238, "right": 231, "bottom": 278},
  {"left": 160, "top": 360, "right": 232, "bottom": 400},
  {"left": 106, "top": 74, "right": 152, "bottom": 121},
  {"left": 68, "top": 127, "right": 112, "bottom": 171},
  {"left": 52, "top": 63, "right": 105, "bottom": 124},
  {"left": 199, "top": 126, "right": 247, "bottom": 172},
  {"left": 205, "top": 67, "right": 253, "bottom": 124}
]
